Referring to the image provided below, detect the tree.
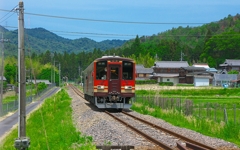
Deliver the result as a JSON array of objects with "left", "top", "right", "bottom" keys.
[{"left": 4, "top": 64, "right": 17, "bottom": 84}]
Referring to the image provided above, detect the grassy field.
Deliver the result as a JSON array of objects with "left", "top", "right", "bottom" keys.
[
  {"left": 133, "top": 87, "right": 240, "bottom": 146},
  {"left": 0, "top": 89, "right": 95, "bottom": 150}
]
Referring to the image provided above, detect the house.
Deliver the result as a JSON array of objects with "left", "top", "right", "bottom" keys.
[
  {"left": 136, "top": 64, "right": 153, "bottom": 80},
  {"left": 213, "top": 74, "right": 238, "bottom": 87},
  {"left": 27, "top": 79, "right": 52, "bottom": 85},
  {"left": 206, "top": 68, "right": 218, "bottom": 73},
  {"left": 179, "top": 67, "right": 214, "bottom": 86},
  {"left": 151, "top": 61, "right": 189, "bottom": 85},
  {"left": 192, "top": 63, "right": 210, "bottom": 68},
  {"left": 0, "top": 76, "right": 6, "bottom": 81},
  {"left": 219, "top": 59, "right": 240, "bottom": 72}
]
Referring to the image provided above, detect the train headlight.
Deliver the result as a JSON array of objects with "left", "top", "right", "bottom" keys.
[
  {"left": 97, "top": 85, "right": 104, "bottom": 89},
  {"left": 125, "top": 86, "right": 132, "bottom": 90}
]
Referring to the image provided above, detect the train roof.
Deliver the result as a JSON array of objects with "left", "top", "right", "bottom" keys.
[{"left": 95, "top": 56, "right": 134, "bottom": 62}]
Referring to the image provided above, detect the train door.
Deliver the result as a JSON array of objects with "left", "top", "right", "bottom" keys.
[{"left": 109, "top": 65, "right": 121, "bottom": 93}]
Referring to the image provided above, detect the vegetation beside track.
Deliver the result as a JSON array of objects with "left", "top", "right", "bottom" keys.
[
  {"left": 132, "top": 87, "right": 240, "bottom": 147},
  {"left": 0, "top": 89, "right": 95, "bottom": 150}
]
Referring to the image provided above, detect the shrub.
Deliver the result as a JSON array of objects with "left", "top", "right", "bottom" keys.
[
  {"left": 159, "top": 82, "right": 173, "bottom": 86},
  {"left": 136, "top": 80, "right": 157, "bottom": 84},
  {"left": 37, "top": 82, "right": 47, "bottom": 91}
]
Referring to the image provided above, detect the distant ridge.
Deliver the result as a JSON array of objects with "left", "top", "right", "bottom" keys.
[{"left": 0, "top": 26, "right": 127, "bottom": 56}]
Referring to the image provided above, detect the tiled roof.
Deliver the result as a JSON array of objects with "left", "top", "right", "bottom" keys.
[
  {"left": 154, "top": 61, "right": 189, "bottom": 68},
  {"left": 136, "top": 64, "right": 153, "bottom": 74},
  {"left": 136, "top": 64, "right": 144, "bottom": 69},
  {"left": 181, "top": 67, "right": 206, "bottom": 71},
  {"left": 136, "top": 68, "right": 153, "bottom": 74},
  {"left": 206, "top": 68, "right": 218, "bottom": 72},
  {"left": 220, "top": 59, "right": 240, "bottom": 66}
]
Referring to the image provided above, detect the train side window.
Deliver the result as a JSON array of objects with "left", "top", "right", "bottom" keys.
[{"left": 122, "top": 61, "right": 133, "bottom": 80}]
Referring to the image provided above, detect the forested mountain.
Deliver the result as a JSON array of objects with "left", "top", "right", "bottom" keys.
[
  {"left": 121, "top": 14, "right": 240, "bottom": 68},
  {"left": 2, "top": 14, "right": 240, "bottom": 82},
  {"left": 0, "top": 27, "right": 126, "bottom": 56}
]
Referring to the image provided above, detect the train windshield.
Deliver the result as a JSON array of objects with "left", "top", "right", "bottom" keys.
[
  {"left": 96, "top": 61, "right": 107, "bottom": 80},
  {"left": 110, "top": 67, "right": 119, "bottom": 79},
  {"left": 122, "top": 61, "right": 133, "bottom": 80}
]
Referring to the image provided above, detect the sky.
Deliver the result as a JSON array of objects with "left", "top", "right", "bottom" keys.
[{"left": 0, "top": 0, "right": 239, "bottom": 42}]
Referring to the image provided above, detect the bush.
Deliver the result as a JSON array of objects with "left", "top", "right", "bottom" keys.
[
  {"left": 37, "top": 82, "right": 47, "bottom": 92},
  {"left": 176, "top": 83, "right": 194, "bottom": 86},
  {"left": 159, "top": 82, "right": 174, "bottom": 86},
  {"left": 136, "top": 80, "right": 157, "bottom": 84}
]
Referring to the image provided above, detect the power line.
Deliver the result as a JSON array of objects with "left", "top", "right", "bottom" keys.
[
  {"left": 0, "top": 5, "right": 18, "bottom": 23},
  {"left": 1, "top": 25, "right": 138, "bottom": 37},
  {"left": 0, "top": 13, "right": 16, "bottom": 23},
  {"left": 1, "top": 25, "right": 239, "bottom": 40},
  {"left": 50, "top": 30, "right": 136, "bottom": 37},
  {"left": 0, "top": 8, "right": 208, "bottom": 25}
]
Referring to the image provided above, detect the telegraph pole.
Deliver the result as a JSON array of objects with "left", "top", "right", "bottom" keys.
[
  {"left": 59, "top": 63, "right": 61, "bottom": 87},
  {"left": 0, "top": 33, "right": 9, "bottom": 116},
  {"left": 14, "top": 1, "right": 30, "bottom": 149}
]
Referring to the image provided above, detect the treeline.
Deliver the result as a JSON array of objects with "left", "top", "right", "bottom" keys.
[
  {"left": 3, "top": 14, "right": 240, "bottom": 83},
  {"left": 122, "top": 14, "right": 240, "bottom": 68}
]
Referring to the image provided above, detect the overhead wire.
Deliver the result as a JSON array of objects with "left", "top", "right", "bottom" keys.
[
  {"left": 24, "top": 11, "right": 207, "bottom": 25},
  {"left": 0, "top": 8, "right": 208, "bottom": 25},
  {"left": 1, "top": 25, "right": 239, "bottom": 40},
  {"left": 0, "top": 5, "right": 18, "bottom": 23},
  {"left": 0, "top": 8, "right": 238, "bottom": 39}
]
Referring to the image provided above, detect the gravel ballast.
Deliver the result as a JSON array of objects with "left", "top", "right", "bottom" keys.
[{"left": 69, "top": 87, "right": 240, "bottom": 150}]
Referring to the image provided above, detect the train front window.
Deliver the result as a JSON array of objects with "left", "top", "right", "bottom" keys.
[
  {"left": 122, "top": 61, "right": 133, "bottom": 80},
  {"left": 110, "top": 67, "right": 119, "bottom": 79},
  {"left": 96, "top": 61, "right": 107, "bottom": 80}
]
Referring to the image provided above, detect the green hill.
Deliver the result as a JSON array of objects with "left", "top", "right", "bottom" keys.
[{"left": 0, "top": 27, "right": 126, "bottom": 56}]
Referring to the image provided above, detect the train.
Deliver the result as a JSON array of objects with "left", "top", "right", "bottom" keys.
[{"left": 83, "top": 55, "right": 136, "bottom": 109}]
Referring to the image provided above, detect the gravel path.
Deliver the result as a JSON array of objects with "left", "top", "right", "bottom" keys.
[{"left": 69, "top": 87, "right": 240, "bottom": 150}]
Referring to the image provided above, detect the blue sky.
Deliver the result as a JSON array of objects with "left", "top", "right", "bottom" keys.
[{"left": 0, "top": 0, "right": 239, "bottom": 41}]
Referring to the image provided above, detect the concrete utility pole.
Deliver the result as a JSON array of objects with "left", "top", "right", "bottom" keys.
[
  {"left": 180, "top": 50, "right": 185, "bottom": 61},
  {"left": 14, "top": 1, "right": 30, "bottom": 149},
  {"left": 59, "top": 63, "right": 61, "bottom": 87},
  {"left": 54, "top": 60, "right": 58, "bottom": 85},
  {"left": 0, "top": 33, "right": 4, "bottom": 116},
  {"left": 0, "top": 33, "right": 9, "bottom": 116}
]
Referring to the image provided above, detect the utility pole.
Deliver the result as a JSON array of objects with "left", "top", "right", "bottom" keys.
[
  {"left": 180, "top": 50, "right": 185, "bottom": 61},
  {"left": 54, "top": 60, "right": 55, "bottom": 84},
  {"left": 0, "top": 33, "right": 9, "bottom": 116},
  {"left": 0, "top": 33, "right": 4, "bottom": 116},
  {"left": 51, "top": 54, "right": 53, "bottom": 85},
  {"left": 59, "top": 64, "right": 61, "bottom": 87},
  {"left": 14, "top": 1, "right": 30, "bottom": 149},
  {"left": 54, "top": 60, "right": 58, "bottom": 85}
]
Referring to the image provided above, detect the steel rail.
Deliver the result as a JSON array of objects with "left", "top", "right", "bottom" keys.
[
  {"left": 122, "top": 111, "right": 216, "bottom": 150},
  {"left": 105, "top": 111, "right": 174, "bottom": 150}
]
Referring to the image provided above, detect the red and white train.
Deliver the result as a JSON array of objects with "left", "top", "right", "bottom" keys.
[{"left": 83, "top": 55, "right": 136, "bottom": 109}]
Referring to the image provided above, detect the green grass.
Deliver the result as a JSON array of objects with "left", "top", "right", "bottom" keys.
[
  {"left": 131, "top": 102, "right": 240, "bottom": 146},
  {"left": 0, "top": 89, "right": 95, "bottom": 150},
  {"left": 137, "top": 88, "right": 240, "bottom": 107},
  {"left": 134, "top": 88, "right": 240, "bottom": 147},
  {"left": 2, "top": 95, "right": 17, "bottom": 104}
]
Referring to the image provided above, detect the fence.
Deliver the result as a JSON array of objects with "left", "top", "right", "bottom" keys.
[
  {"left": 0, "top": 85, "right": 54, "bottom": 117},
  {"left": 135, "top": 95, "right": 240, "bottom": 126}
]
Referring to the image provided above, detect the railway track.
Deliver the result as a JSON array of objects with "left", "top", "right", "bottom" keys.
[
  {"left": 68, "top": 84, "right": 227, "bottom": 150},
  {"left": 69, "top": 84, "right": 84, "bottom": 98},
  {"left": 105, "top": 111, "right": 217, "bottom": 150}
]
